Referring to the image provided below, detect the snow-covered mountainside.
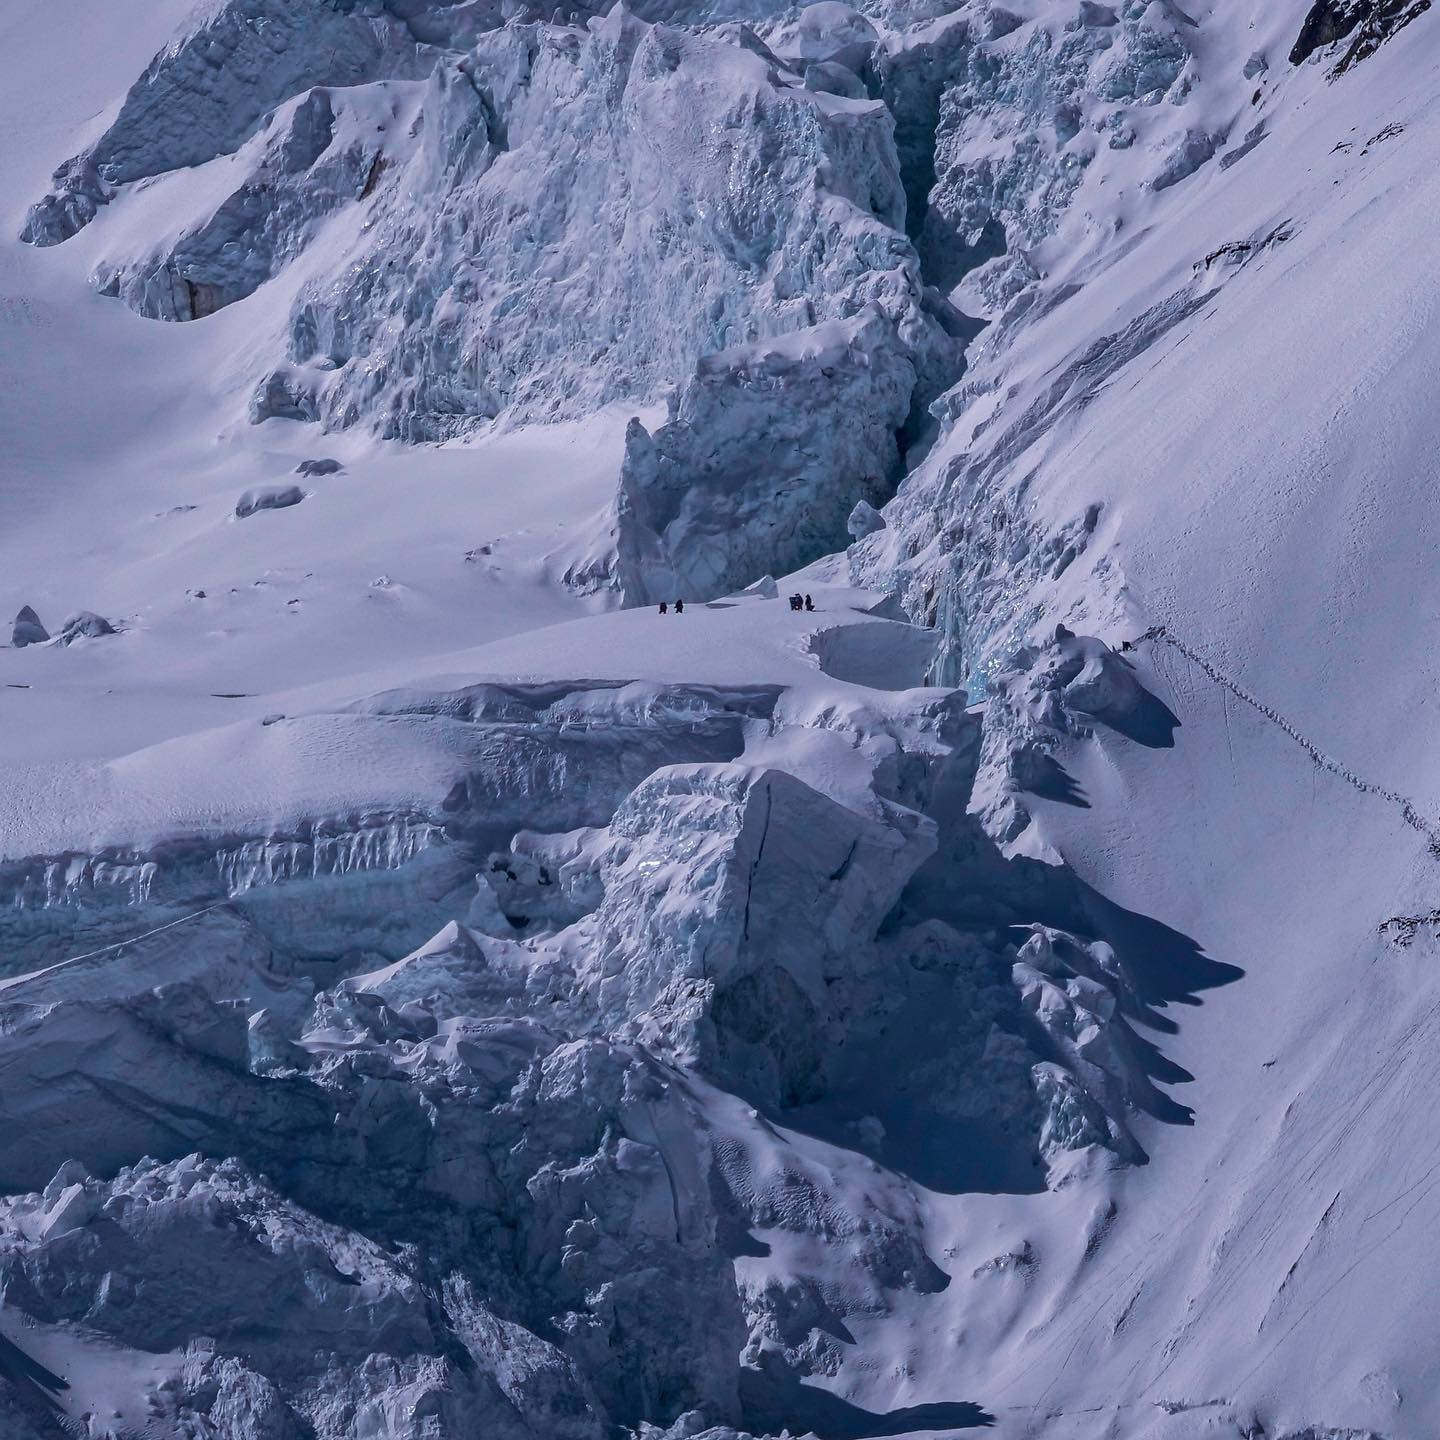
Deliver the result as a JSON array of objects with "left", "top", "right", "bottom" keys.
[{"left": 2, "top": 0, "right": 1439, "bottom": 1436}]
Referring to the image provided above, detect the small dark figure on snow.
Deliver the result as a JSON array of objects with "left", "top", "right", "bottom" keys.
[
  {"left": 674, "top": 599, "right": 684, "bottom": 614},
  {"left": 789, "top": 594, "right": 803, "bottom": 611},
  {"left": 804, "top": 594, "right": 815, "bottom": 612},
  {"left": 658, "top": 602, "right": 668, "bottom": 615}
]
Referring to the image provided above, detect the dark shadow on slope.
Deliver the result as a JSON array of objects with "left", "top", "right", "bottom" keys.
[
  {"left": 1081, "top": 684, "right": 1181, "bottom": 749},
  {"left": 0, "top": 1336, "right": 68, "bottom": 1398},
  {"left": 1017, "top": 752, "right": 1091, "bottom": 808},
  {"left": 943, "top": 801, "right": 1242, "bottom": 1099},
  {"left": 1048, "top": 880, "right": 1244, "bottom": 1129},
  {"left": 712, "top": 1171, "right": 774, "bottom": 1258},
  {"left": 0, "top": 1332, "right": 70, "bottom": 1434},
  {"left": 920, "top": 215, "right": 1007, "bottom": 298},
  {"left": 1077, "top": 880, "right": 1243, "bottom": 1018},
  {"left": 1066, "top": 640, "right": 1181, "bottom": 750},
  {"left": 905, "top": 289, "right": 988, "bottom": 459},
  {"left": 759, "top": 731, "right": 1244, "bottom": 1192},
  {"left": 780, "top": 957, "right": 1050, "bottom": 1196},
  {"left": 741, "top": 1357, "right": 993, "bottom": 1438}
]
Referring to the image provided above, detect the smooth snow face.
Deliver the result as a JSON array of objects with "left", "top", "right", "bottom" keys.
[{"left": 5, "top": 0, "right": 1440, "bottom": 1438}]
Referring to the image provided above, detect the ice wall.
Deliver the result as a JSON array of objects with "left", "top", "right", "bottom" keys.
[{"left": 595, "top": 310, "right": 915, "bottom": 604}]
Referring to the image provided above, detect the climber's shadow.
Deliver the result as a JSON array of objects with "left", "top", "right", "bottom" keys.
[{"left": 740, "top": 1354, "right": 994, "bottom": 1438}]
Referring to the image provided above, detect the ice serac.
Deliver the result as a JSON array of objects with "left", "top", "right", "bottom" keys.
[
  {"left": 845, "top": 2, "right": 1283, "bottom": 692},
  {"left": 568, "top": 759, "right": 935, "bottom": 1104},
  {"left": 91, "top": 86, "right": 399, "bottom": 323},
  {"left": 0, "top": 680, "right": 772, "bottom": 974},
  {"left": 30, "top": 0, "right": 957, "bottom": 455},
  {"left": 975, "top": 626, "right": 1178, "bottom": 850},
  {"left": 1012, "top": 925, "right": 1145, "bottom": 1173},
  {"left": 57, "top": 610, "right": 117, "bottom": 643},
  {"left": 20, "top": 0, "right": 431, "bottom": 247},
  {"left": 922, "top": 0, "right": 1202, "bottom": 310},
  {"left": 601, "top": 310, "right": 914, "bottom": 605},
  {"left": 0, "top": 641, "right": 1184, "bottom": 1435},
  {"left": 278, "top": 8, "right": 950, "bottom": 439},
  {"left": 0, "top": 911, "right": 954, "bottom": 1437},
  {"left": 10, "top": 606, "right": 49, "bottom": 647},
  {"left": 0, "top": 1153, "right": 600, "bottom": 1438}
]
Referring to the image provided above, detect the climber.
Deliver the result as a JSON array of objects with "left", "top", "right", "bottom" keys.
[
  {"left": 804, "top": 594, "right": 815, "bottom": 612},
  {"left": 674, "top": 598, "right": 684, "bottom": 614},
  {"left": 658, "top": 601, "right": 668, "bottom": 615},
  {"left": 789, "top": 594, "right": 803, "bottom": 611}
]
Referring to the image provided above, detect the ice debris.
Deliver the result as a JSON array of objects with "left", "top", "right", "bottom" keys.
[
  {"left": 58, "top": 610, "right": 117, "bottom": 643},
  {"left": 10, "top": 605, "right": 49, "bottom": 647},
  {"left": 235, "top": 484, "right": 306, "bottom": 519},
  {"left": 296, "top": 457, "right": 344, "bottom": 477}
]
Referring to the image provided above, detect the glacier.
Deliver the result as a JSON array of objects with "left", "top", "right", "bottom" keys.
[{"left": 2, "top": 0, "right": 1440, "bottom": 1436}]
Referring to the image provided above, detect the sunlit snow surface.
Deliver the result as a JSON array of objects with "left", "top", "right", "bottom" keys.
[{"left": 3, "top": 0, "right": 1440, "bottom": 1438}]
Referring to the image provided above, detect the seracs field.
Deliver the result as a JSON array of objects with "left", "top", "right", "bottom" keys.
[{"left": 1, "top": 1, "right": 1438, "bottom": 1437}]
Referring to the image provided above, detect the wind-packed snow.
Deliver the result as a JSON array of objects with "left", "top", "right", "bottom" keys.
[{"left": 3, "top": 0, "right": 1440, "bottom": 1436}]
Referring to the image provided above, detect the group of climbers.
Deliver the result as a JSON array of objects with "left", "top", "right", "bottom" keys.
[{"left": 658, "top": 593, "right": 816, "bottom": 615}]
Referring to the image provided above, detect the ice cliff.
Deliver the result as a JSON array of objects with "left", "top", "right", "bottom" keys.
[
  {"left": 24, "top": 0, "right": 964, "bottom": 592},
  {"left": 0, "top": 626, "right": 1165, "bottom": 1435}
]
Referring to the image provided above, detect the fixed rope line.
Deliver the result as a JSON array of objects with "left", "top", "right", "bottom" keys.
[
  {"left": 1, "top": 901, "right": 235, "bottom": 991},
  {"left": 1136, "top": 624, "right": 1440, "bottom": 858}
]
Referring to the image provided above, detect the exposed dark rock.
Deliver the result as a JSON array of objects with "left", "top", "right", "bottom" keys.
[
  {"left": 1291, "top": 0, "right": 1363, "bottom": 61},
  {"left": 1336, "top": 1, "right": 1430, "bottom": 69},
  {"left": 1290, "top": 0, "right": 1431, "bottom": 68}
]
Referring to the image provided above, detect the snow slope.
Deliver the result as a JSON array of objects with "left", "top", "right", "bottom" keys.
[
  {"left": 0, "top": 0, "right": 649, "bottom": 766},
  {"left": 842, "top": 8, "right": 1440, "bottom": 1436}
]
